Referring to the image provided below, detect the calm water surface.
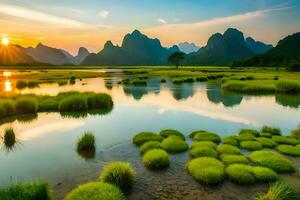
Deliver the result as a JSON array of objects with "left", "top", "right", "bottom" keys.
[{"left": 0, "top": 71, "right": 300, "bottom": 199}]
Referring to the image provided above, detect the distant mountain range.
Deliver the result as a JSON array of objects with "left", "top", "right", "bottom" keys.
[
  {"left": 82, "top": 30, "right": 179, "bottom": 66},
  {"left": 178, "top": 42, "right": 200, "bottom": 54},
  {"left": 232, "top": 32, "right": 300, "bottom": 67},
  {"left": 0, "top": 45, "right": 36, "bottom": 65}
]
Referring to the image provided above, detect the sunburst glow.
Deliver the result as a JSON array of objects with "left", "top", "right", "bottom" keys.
[{"left": 1, "top": 38, "right": 10, "bottom": 46}]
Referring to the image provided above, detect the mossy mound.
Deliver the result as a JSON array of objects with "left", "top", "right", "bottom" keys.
[
  {"left": 187, "top": 157, "right": 225, "bottom": 185},
  {"left": 220, "top": 154, "right": 248, "bottom": 165},
  {"left": 252, "top": 166, "right": 278, "bottom": 182},
  {"left": 240, "top": 141, "right": 263, "bottom": 151},
  {"left": 190, "top": 141, "right": 217, "bottom": 149},
  {"left": 217, "top": 144, "right": 241, "bottom": 155},
  {"left": 277, "top": 145, "right": 300, "bottom": 156},
  {"left": 226, "top": 164, "right": 255, "bottom": 185},
  {"left": 142, "top": 149, "right": 170, "bottom": 169},
  {"left": 255, "top": 137, "right": 277, "bottom": 148},
  {"left": 249, "top": 150, "right": 295, "bottom": 173},
  {"left": 291, "top": 129, "right": 300, "bottom": 139},
  {"left": 140, "top": 141, "right": 162, "bottom": 155},
  {"left": 261, "top": 126, "right": 281, "bottom": 136},
  {"left": 190, "top": 130, "right": 221, "bottom": 143},
  {"left": 64, "top": 182, "right": 125, "bottom": 200},
  {"left": 260, "top": 132, "right": 273, "bottom": 138},
  {"left": 222, "top": 136, "right": 239, "bottom": 146},
  {"left": 99, "top": 162, "right": 135, "bottom": 192},
  {"left": 189, "top": 147, "right": 218, "bottom": 158},
  {"left": 132, "top": 132, "right": 162, "bottom": 145},
  {"left": 237, "top": 133, "right": 256, "bottom": 141},
  {"left": 161, "top": 136, "right": 188, "bottom": 153},
  {"left": 159, "top": 129, "right": 185, "bottom": 140},
  {"left": 272, "top": 136, "right": 300, "bottom": 145},
  {"left": 239, "top": 129, "right": 260, "bottom": 137}
]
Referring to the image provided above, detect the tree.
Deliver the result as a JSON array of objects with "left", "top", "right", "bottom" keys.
[{"left": 168, "top": 52, "right": 185, "bottom": 70}]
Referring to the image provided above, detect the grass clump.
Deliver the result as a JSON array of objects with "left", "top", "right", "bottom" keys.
[
  {"left": 189, "top": 147, "right": 218, "bottom": 158},
  {"left": 58, "top": 96, "right": 88, "bottom": 111},
  {"left": 240, "top": 141, "right": 263, "bottom": 151},
  {"left": 3, "top": 128, "right": 16, "bottom": 148},
  {"left": 272, "top": 136, "right": 300, "bottom": 145},
  {"left": 190, "top": 130, "right": 221, "bottom": 143},
  {"left": 261, "top": 126, "right": 281, "bottom": 136},
  {"left": 190, "top": 141, "right": 217, "bottom": 149},
  {"left": 187, "top": 157, "right": 225, "bottom": 185},
  {"left": 277, "top": 145, "right": 300, "bottom": 156},
  {"left": 260, "top": 132, "right": 273, "bottom": 138},
  {"left": 291, "top": 129, "right": 300, "bottom": 139},
  {"left": 140, "top": 141, "right": 161, "bottom": 155},
  {"left": 222, "top": 136, "right": 239, "bottom": 146},
  {"left": 0, "top": 100, "right": 15, "bottom": 116},
  {"left": 196, "top": 77, "right": 208, "bottom": 82},
  {"left": 15, "top": 98, "right": 38, "bottom": 114},
  {"left": 64, "top": 182, "right": 125, "bottom": 200},
  {"left": 276, "top": 80, "right": 300, "bottom": 94},
  {"left": 250, "top": 150, "right": 295, "bottom": 173},
  {"left": 217, "top": 144, "right": 241, "bottom": 155},
  {"left": 0, "top": 182, "right": 51, "bottom": 200},
  {"left": 159, "top": 129, "right": 184, "bottom": 140},
  {"left": 131, "top": 80, "right": 147, "bottom": 85},
  {"left": 226, "top": 164, "right": 255, "bottom": 184},
  {"left": 220, "top": 154, "right": 248, "bottom": 165},
  {"left": 252, "top": 166, "right": 278, "bottom": 182},
  {"left": 173, "top": 79, "right": 184, "bottom": 84},
  {"left": 99, "top": 162, "right": 135, "bottom": 193},
  {"left": 142, "top": 149, "right": 170, "bottom": 169},
  {"left": 77, "top": 132, "right": 95, "bottom": 151},
  {"left": 239, "top": 129, "right": 260, "bottom": 137},
  {"left": 132, "top": 132, "right": 162, "bottom": 146},
  {"left": 237, "top": 133, "right": 256, "bottom": 141},
  {"left": 255, "top": 137, "right": 277, "bottom": 148},
  {"left": 161, "top": 136, "right": 188, "bottom": 153},
  {"left": 222, "top": 81, "right": 276, "bottom": 94},
  {"left": 16, "top": 80, "right": 27, "bottom": 89},
  {"left": 255, "top": 182, "right": 298, "bottom": 200}
]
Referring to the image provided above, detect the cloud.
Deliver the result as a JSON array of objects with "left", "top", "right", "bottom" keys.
[
  {"left": 157, "top": 18, "right": 167, "bottom": 24},
  {"left": 99, "top": 10, "right": 109, "bottom": 18}
]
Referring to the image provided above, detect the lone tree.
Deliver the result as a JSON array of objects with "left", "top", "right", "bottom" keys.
[{"left": 168, "top": 52, "right": 185, "bottom": 70}]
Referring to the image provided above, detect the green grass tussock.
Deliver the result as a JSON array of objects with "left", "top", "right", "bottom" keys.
[
  {"left": 237, "top": 133, "right": 256, "bottom": 141},
  {"left": 277, "top": 145, "right": 300, "bottom": 156},
  {"left": 140, "top": 141, "right": 162, "bottom": 154},
  {"left": 3, "top": 127, "right": 16, "bottom": 148},
  {"left": 255, "top": 182, "right": 298, "bottom": 200},
  {"left": 222, "top": 136, "right": 239, "bottom": 146},
  {"left": 64, "top": 182, "right": 125, "bottom": 200},
  {"left": 252, "top": 166, "right": 278, "bottom": 182},
  {"left": 239, "top": 129, "right": 260, "bottom": 137},
  {"left": 240, "top": 141, "right": 263, "bottom": 151},
  {"left": 255, "top": 137, "right": 277, "bottom": 148},
  {"left": 190, "top": 141, "right": 217, "bottom": 149},
  {"left": 217, "top": 144, "right": 241, "bottom": 155},
  {"left": 187, "top": 157, "right": 225, "bottom": 185},
  {"left": 159, "top": 129, "right": 185, "bottom": 140},
  {"left": 132, "top": 132, "right": 162, "bottom": 145},
  {"left": 260, "top": 132, "right": 273, "bottom": 138},
  {"left": 189, "top": 147, "right": 218, "bottom": 158},
  {"left": 261, "top": 126, "right": 281, "bottom": 136},
  {"left": 222, "top": 81, "right": 276, "bottom": 94},
  {"left": 0, "top": 181, "right": 51, "bottom": 200},
  {"left": 249, "top": 150, "right": 295, "bottom": 173},
  {"left": 16, "top": 80, "right": 27, "bottom": 89},
  {"left": 276, "top": 80, "right": 300, "bottom": 94},
  {"left": 15, "top": 97, "right": 38, "bottom": 114},
  {"left": 272, "top": 136, "right": 300, "bottom": 145},
  {"left": 190, "top": 130, "right": 221, "bottom": 143},
  {"left": 58, "top": 95, "right": 88, "bottom": 111},
  {"left": 291, "top": 129, "right": 300, "bottom": 139},
  {"left": 142, "top": 149, "right": 170, "bottom": 169},
  {"left": 220, "top": 154, "right": 248, "bottom": 165},
  {"left": 161, "top": 136, "right": 188, "bottom": 153},
  {"left": 99, "top": 162, "right": 135, "bottom": 193},
  {"left": 77, "top": 132, "right": 95, "bottom": 151},
  {"left": 225, "top": 164, "right": 256, "bottom": 185}
]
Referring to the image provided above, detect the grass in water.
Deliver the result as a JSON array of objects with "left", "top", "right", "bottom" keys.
[
  {"left": 142, "top": 149, "right": 170, "bottom": 169},
  {"left": 77, "top": 132, "right": 95, "bottom": 151},
  {"left": 132, "top": 132, "right": 162, "bottom": 145},
  {"left": 161, "top": 136, "right": 188, "bottom": 153},
  {"left": 255, "top": 182, "right": 297, "bottom": 200}
]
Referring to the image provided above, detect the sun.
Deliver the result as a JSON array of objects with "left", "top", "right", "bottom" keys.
[{"left": 1, "top": 38, "right": 10, "bottom": 46}]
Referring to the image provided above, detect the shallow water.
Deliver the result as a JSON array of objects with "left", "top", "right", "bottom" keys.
[{"left": 0, "top": 71, "right": 300, "bottom": 199}]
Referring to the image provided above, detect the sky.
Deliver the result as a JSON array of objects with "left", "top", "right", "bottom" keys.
[{"left": 0, "top": 0, "right": 299, "bottom": 54}]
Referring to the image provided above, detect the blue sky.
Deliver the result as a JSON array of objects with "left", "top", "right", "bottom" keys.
[{"left": 0, "top": 0, "right": 299, "bottom": 53}]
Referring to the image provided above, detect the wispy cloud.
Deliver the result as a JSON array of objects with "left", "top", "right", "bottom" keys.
[
  {"left": 99, "top": 10, "right": 109, "bottom": 18},
  {"left": 157, "top": 18, "right": 167, "bottom": 24}
]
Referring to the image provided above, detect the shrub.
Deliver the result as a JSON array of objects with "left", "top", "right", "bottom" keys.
[
  {"left": 161, "top": 136, "right": 188, "bottom": 153},
  {"left": 27, "top": 81, "right": 38, "bottom": 88},
  {"left": 0, "top": 182, "right": 51, "bottom": 200},
  {"left": 190, "top": 141, "right": 217, "bottom": 149},
  {"left": 140, "top": 141, "right": 161, "bottom": 154},
  {"left": 239, "top": 129, "right": 260, "bottom": 137},
  {"left": 291, "top": 129, "right": 300, "bottom": 139},
  {"left": 3, "top": 127, "right": 16, "bottom": 148},
  {"left": 222, "top": 136, "right": 239, "bottom": 146},
  {"left": 58, "top": 80, "right": 68, "bottom": 86},
  {"left": 240, "top": 141, "right": 263, "bottom": 151},
  {"left": 277, "top": 145, "right": 300, "bottom": 157},
  {"left": 226, "top": 164, "right": 255, "bottom": 185},
  {"left": 220, "top": 154, "right": 248, "bottom": 165},
  {"left": 0, "top": 100, "right": 15, "bottom": 116},
  {"left": 142, "top": 149, "right": 170, "bottom": 169},
  {"left": 261, "top": 126, "right": 281, "bottom": 136},
  {"left": 173, "top": 79, "right": 184, "bottom": 84},
  {"left": 160, "top": 79, "right": 166, "bottom": 83},
  {"left": 132, "top": 132, "right": 162, "bottom": 145},
  {"left": 272, "top": 136, "right": 300, "bottom": 145},
  {"left": 87, "top": 93, "right": 113, "bottom": 110},
  {"left": 189, "top": 147, "right": 218, "bottom": 158},
  {"left": 185, "top": 78, "right": 195, "bottom": 82},
  {"left": 260, "top": 132, "right": 273, "bottom": 138},
  {"left": 0, "top": 105, "right": 6, "bottom": 118},
  {"left": 196, "top": 77, "right": 208, "bottom": 82},
  {"left": 131, "top": 80, "right": 147, "bottom": 85},
  {"left": 77, "top": 132, "right": 95, "bottom": 151},
  {"left": 16, "top": 80, "right": 27, "bottom": 89},
  {"left": 276, "top": 81, "right": 300, "bottom": 94},
  {"left": 159, "top": 129, "right": 184, "bottom": 140},
  {"left": 217, "top": 144, "right": 241, "bottom": 155},
  {"left": 255, "top": 137, "right": 277, "bottom": 148},
  {"left": 191, "top": 130, "right": 221, "bottom": 143},
  {"left": 69, "top": 77, "right": 76, "bottom": 84},
  {"left": 64, "top": 182, "right": 125, "bottom": 200},
  {"left": 249, "top": 150, "right": 295, "bottom": 173},
  {"left": 187, "top": 157, "right": 225, "bottom": 185},
  {"left": 255, "top": 182, "right": 298, "bottom": 200},
  {"left": 99, "top": 162, "right": 135, "bottom": 193},
  {"left": 237, "top": 133, "right": 255, "bottom": 141},
  {"left": 58, "top": 95, "right": 88, "bottom": 111},
  {"left": 252, "top": 166, "right": 278, "bottom": 182},
  {"left": 15, "top": 97, "right": 38, "bottom": 114}
]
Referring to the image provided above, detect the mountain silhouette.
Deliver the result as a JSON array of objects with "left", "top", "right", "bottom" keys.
[
  {"left": 0, "top": 44, "right": 37, "bottom": 65},
  {"left": 232, "top": 32, "right": 300, "bottom": 67},
  {"left": 245, "top": 37, "right": 272, "bottom": 54},
  {"left": 178, "top": 42, "right": 200, "bottom": 54},
  {"left": 82, "top": 30, "right": 179, "bottom": 66}
]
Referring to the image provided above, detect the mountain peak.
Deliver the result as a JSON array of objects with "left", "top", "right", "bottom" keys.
[
  {"left": 104, "top": 40, "right": 114, "bottom": 49},
  {"left": 77, "top": 47, "right": 89, "bottom": 56},
  {"left": 131, "top": 29, "right": 142, "bottom": 36}
]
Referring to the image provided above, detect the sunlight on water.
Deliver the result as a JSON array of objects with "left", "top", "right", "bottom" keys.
[{"left": 4, "top": 80, "right": 12, "bottom": 92}]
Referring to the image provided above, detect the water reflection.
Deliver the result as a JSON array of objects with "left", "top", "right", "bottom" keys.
[
  {"left": 4, "top": 80, "right": 12, "bottom": 92},
  {"left": 276, "top": 94, "right": 300, "bottom": 108}
]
